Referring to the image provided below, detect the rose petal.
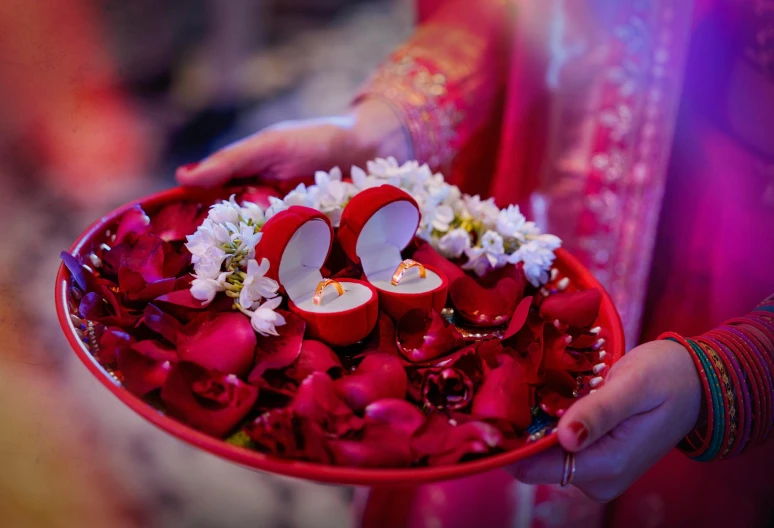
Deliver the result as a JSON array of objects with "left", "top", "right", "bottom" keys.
[
  {"left": 363, "top": 398, "right": 426, "bottom": 434},
  {"left": 245, "top": 408, "right": 303, "bottom": 458},
  {"left": 422, "top": 368, "right": 474, "bottom": 411},
  {"left": 153, "top": 289, "right": 232, "bottom": 323},
  {"left": 411, "top": 242, "right": 467, "bottom": 283},
  {"left": 537, "top": 388, "right": 576, "bottom": 418},
  {"left": 286, "top": 340, "right": 344, "bottom": 383},
  {"left": 335, "top": 354, "right": 408, "bottom": 411},
  {"left": 478, "top": 263, "right": 526, "bottom": 294},
  {"left": 103, "top": 234, "right": 166, "bottom": 283},
  {"left": 60, "top": 251, "right": 88, "bottom": 290},
  {"left": 114, "top": 205, "right": 152, "bottom": 244},
  {"left": 177, "top": 312, "right": 257, "bottom": 377},
  {"left": 117, "top": 340, "right": 176, "bottom": 396},
  {"left": 539, "top": 289, "right": 602, "bottom": 329},
  {"left": 79, "top": 289, "right": 140, "bottom": 329},
  {"left": 541, "top": 324, "right": 569, "bottom": 372},
  {"left": 96, "top": 327, "right": 133, "bottom": 366},
  {"left": 502, "top": 312, "right": 544, "bottom": 353},
  {"left": 161, "top": 242, "right": 191, "bottom": 278},
  {"left": 161, "top": 362, "right": 258, "bottom": 438},
  {"left": 411, "top": 414, "right": 504, "bottom": 466},
  {"left": 450, "top": 275, "right": 522, "bottom": 328},
  {"left": 237, "top": 186, "right": 279, "bottom": 209},
  {"left": 471, "top": 355, "right": 533, "bottom": 430},
  {"left": 139, "top": 304, "right": 182, "bottom": 344},
  {"left": 292, "top": 372, "right": 361, "bottom": 437},
  {"left": 359, "top": 312, "right": 399, "bottom": 358},
  {"left": 503, "top": 296, "right": 534, "bottom": 340},
  {"left": 248, "top": 310, "right": 305, "bottom": 381},
  {"left": 542, "top": 369, "right": 578, "bottom": 398},
  {"left": 151, "top": 202, "right": 207, "bottom": 242},
  {"left": 396, "top": 309, "right": 462, "bottom": 363}
]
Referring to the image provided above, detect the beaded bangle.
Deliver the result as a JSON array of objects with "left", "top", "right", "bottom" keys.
[
  {"left": 695, "top": 338, "right": 738, "bottom": 458},
  {"left": 698, "top": 335, "right": 750, "bottom": 458},
  {"left": 660, "top": 332, "right": 715, "bottom": 458},
  {"left": 709, "top": 329, "right": 767, "bottom": 451}
]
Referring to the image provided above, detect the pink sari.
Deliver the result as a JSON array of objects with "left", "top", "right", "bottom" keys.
[{"left": 358, "top": 0, "right": 774, "bottom": 526}]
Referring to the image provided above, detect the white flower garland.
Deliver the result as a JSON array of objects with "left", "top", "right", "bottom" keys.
[
  {"left": 263, "top": 158, "right": 562, "bottom": 286},
  {"left": 185, "top": 159, "right": 562, "bottom": 335}
]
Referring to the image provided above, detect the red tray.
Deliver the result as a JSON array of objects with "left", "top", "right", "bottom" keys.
[{"left": 55, "top": 186, "right": 624, "bottom": 486}]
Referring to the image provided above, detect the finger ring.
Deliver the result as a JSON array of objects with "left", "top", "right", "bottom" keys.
[
  {"left": 313, "top": 279, "right": 345, "bottom": 306},
  {"left": 391, "top": 259, "right": 427, "bottom": 286},
  {"left": 560, "top": 451, "right": 576, "bottom": 487}
]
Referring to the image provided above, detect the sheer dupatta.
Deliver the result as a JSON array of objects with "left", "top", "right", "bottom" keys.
[{"left": 358, "top": 0, "right": 694, "bottom": 345}]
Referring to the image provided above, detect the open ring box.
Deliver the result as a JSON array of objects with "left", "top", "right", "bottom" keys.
[
  {"left": 338, "top": 185, "right": 449, "bottom": 320},
  {"left": 257, "top": 206, "right": 379, "bottom": 347}
]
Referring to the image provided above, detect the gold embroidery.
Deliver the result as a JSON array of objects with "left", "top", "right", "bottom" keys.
[{"left": 357, "top": 24, "right": 487, "bottom": 168}]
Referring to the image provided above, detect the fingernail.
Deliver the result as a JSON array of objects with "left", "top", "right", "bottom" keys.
[
  {"left": 569, "top": 421, "right": 588, "bottom": 446},
  {"left": 179, "top": 161, "right": 202, "bottom": 173}
]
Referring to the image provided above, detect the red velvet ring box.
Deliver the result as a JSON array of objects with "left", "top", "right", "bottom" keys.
[
  {"left": 338, "top": 185, "right": 449, "bottom": 320},
  {"left": 257, "top": 206, "right": 379, "bottom": 347}
]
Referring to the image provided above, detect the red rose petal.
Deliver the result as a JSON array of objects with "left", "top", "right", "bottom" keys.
[
  {"left": 411, "top": 242, "right": 467, "bottom": 283},
  {"left": 79, "top": 289, "right": 140, "bottom": 329},
  {"left": 537, "top": 388, "right": 576, "bottom": 418},
  {"left": 237, "top": 186, "right": 279, "bottom": 208},
  {"left": 151, "top": 202, "right": 207, "bottom": 242},
  {"left": 118, "top": 340, "right": 176, "bottom": 396},
  {"left": 153, "top": 289, "right": 232, "bottom": 322},
  {"left": 471, "top": 355, "right": 533, "bottom": 430},
  {"left": 161, "top": 362, "right": 258, "bottom": 438},
  {"left": 292, "top": 372, "right": 361, "bottom": 437},
  {"left": 335, "top": 354, "right": 408, "bottom": 411},
  {"left": 363, "top": 398, "right": 426, "bottom": 434},
  {"left": 96, "top": 327, "right": 133, "bottom": 366},
  {"left": 114, "top": 205, "right": 152, "bottom": 244},
  {"left": 503, "top": 296, "right": 534, "bottom": 340},
  {"left": 248, "top": 311, "right": 305, "bottom": 381},
  {"left": 60, "top": 251, "right": 89, "bottom": 291},
  {"left": 539, "top": 289, "right": 602, "bottom": 329},
  {"left": 286, "top": 340, "right": 344, "bottom": 383},
  {"left": 140, "top": 304, "right": 182, "bottom": 344},
  {"left": 450, "top": 275, "right": 522, "bottom": 328},
  {"left": 177, "top": 312, "right": 256, "bottom": 377},
  {"left": 542, "top": 369, "right": 578, "bottom": 398},
  {"left": 542, "top": 324, "right": 569, "bottom": 371},
  {"left": 103, "top": 234, "right": 166, "bottom": 283},
  {"left": 478, "top": 263, "right": 526, "bottom": 295},
  {"left": 246, "top": 408, "right": 305, "bottom": 459},
  {"left": 359, "top": 312, "right": 399, "bottom": 358},
  {"left": 411, "top": 414, "right": 504, "bottom": 466},
  {"left": 396, "top": 308, "right": 462, "bottom": 363},
  {"left": 422, "top": 368, "right": 474, "bottom": 411}
]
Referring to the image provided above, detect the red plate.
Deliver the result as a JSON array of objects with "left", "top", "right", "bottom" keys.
[{"left": 54, "top": 186, "right": 624, "bottom": 486}]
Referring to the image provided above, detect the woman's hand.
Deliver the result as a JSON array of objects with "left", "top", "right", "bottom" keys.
[
  {"left": 508, "top": 339, "right": 702, "bottom": 503},
  {"left": 176, "top": 99, "right": 410, "bottom": 187}
]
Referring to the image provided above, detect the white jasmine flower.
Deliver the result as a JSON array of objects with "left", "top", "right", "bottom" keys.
[
  {"left": 284, "top": 183, "right": 317, "bottom": 209},
  {"left": 462, "top": 250, "right": 496, "bottom": 277},
  {"left": 480, "top": 230, "right": 505, "bottom": 255},
  {"left": 190, "top": 272, "right": 229, "bottom": 305},
  {"left": 312, "top": 166, "right": 356, "bottom": 227},
  {"left": 192, "top": 245, "right": 227, "bottom": 279},
  {"left": 464, "top": 195, "right": 500, "bottom": 229},
  {"left": 241, "top": 201, "right": 265, "bottom": 226},
  {"left": 265, "top": 196, "right": 288, "bottom": 219},
  {"left": 208, "top": 195, "right": 241, "bottom": 225},
  {"left": 462, "top": 231, "right": 506, "bottom": 276},
  {"left": 250, "top": 296, "right": 286, "bottom": 336},
  {"left": 496, "top": 205, "right": 527, "bottom": 238},
  {"left": 437, "top": 228, "right": 471, "bottom": 259},
  {"left": 509, "top": 240, "right": 557, "bottom": 286},
  {"left": 428, "top": 203, "right": 455, "bottom": 233},
  {"left": 351, "top": 165, "right": 380, "bottom": 190},
  {"left": 230, "top": 223, "right": 262, "bottom": 260},
  {"left": 239, "top": 258, "right": 279, "bottom": 310}
]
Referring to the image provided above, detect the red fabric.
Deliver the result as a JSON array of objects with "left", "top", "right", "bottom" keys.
[{"left": 358, "top": 0, "right": 774, "bottom": 526}]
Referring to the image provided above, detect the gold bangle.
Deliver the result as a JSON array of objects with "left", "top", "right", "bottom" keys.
[
  {"left": 391, "top": 259, "right": 426, "bottom": 286},
  {"left": 313, "top": 278, "right": 345, "bottom": 306}
]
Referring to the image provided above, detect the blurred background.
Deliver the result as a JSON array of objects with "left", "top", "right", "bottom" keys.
[{"left": 0, "top": 1, "right": 412, "bottom": 526}]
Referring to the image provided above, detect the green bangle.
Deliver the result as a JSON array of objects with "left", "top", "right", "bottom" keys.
[{"left": 688, "top": 339, "right": 725, "bottom": 461}]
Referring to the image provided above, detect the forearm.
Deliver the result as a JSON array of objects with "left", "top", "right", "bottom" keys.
[
  {"left": 660, "top": 295, "right": 774, "bottom": 460},
  {"left": 353, "top": 0, "right": 513, "bottom": 169}
]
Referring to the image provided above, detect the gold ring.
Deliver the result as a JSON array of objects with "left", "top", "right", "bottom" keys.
[
  {"left": 560, "top": 451, "right": 576, "bottom": 487},
  {"left": 313, "top": 279, "right": 345, "bottom": 306},
  {"left": 391, "top": 259, "right": 427, "bottom": 286}
]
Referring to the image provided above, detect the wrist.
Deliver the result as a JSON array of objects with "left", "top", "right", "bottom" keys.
[{"left": 343, "top": 99, "right": 412, "bottom": 166}]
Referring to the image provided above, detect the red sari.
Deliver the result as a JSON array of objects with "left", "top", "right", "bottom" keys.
[{"left": 357, "top": 0, "right": 774, "bottom": 526}]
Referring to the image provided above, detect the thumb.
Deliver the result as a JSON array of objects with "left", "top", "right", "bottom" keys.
[
  {"left": 556, "top": 365, "right": 656, "bottom": 452},
  {"left": 176, "top": 134, "right": 271, "bottom": 187}
]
